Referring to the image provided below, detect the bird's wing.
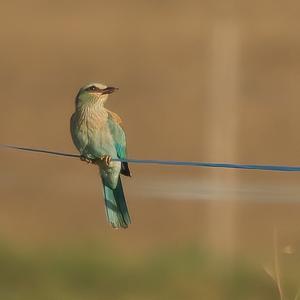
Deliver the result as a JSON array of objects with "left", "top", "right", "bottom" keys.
[
  {"left": 107, "top": 111, "right": 127, "bottom": 159},
  {"left": 107, "top": 112, "right": 131, "bottom": 176},
  {"left": 70, "top": 113, "right": 87, "bottom": 154},
  {"left": 106, "top": 109, "right": 122, "bottom": 124}
]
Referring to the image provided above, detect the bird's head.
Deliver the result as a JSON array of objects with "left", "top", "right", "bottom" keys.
[{"left": 75, "top": 83, "right": 118, "bottom": 108}]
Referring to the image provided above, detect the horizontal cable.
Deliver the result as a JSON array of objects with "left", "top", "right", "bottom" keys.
[
  {"left": 0, "top": 144, "right": 79, "bottom": 158},
  {"left": 1, "top": 143, "right": 300, "bottom": 172}
]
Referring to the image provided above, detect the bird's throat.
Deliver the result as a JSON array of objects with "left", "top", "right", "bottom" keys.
[{"left": 76, "top": 101, "right": 108, "bottom": 126}]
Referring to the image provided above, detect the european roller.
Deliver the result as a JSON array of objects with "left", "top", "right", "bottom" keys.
[{"left": 70, "top": 83, "right": 131, "bottom": 229}]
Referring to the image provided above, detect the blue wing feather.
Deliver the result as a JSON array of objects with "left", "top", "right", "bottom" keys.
[{"left": 107, "top": 114, "right": 127, "bottom": 159}]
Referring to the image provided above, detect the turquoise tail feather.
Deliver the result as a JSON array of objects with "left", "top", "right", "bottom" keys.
[{"left": 103, "top": 177, "right": 131, "bottom": 229}]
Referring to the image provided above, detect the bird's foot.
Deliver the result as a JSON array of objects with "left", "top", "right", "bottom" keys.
[
  {"left": 89, "top": 155, "right": 112, "bottom": 166},
  {"left": 99, "top": 155, "right": 112, "bottom": 167},
  {"left": 80, "top": 155, "right": 93, "bottom": 164}
]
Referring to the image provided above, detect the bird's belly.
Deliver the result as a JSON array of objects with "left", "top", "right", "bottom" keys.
[
  {"left": 85, "top": 126, "right": 120, "bottom": 189},
  {"left": 80, "top": 124, "right": 117, "bottom": 159},
  {"left": 74, "top": 113, "right": 121, "bottom": 189}
]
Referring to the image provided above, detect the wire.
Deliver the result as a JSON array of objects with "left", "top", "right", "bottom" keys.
[
  {"left": 1, "top": 143, "right": 300, "bottom": 172},
  {"left": 0, "top": 144, "right": 79, "bottom": 158}
]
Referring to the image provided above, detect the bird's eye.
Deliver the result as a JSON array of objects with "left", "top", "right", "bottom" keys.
[{"left": 90, "top": 86, "right": 96, "bottom": 91}]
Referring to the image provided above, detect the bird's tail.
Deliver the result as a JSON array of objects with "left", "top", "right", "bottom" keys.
[{"left": 102, "top": 177, "right": 131, "bottom": 229}]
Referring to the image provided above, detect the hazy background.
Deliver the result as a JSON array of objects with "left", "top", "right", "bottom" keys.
[{"left": 0, "top": 1, "right": 300, "bottom": 299}]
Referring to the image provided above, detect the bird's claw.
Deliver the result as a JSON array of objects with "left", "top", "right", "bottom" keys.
[
  {"left": 100, "top": 155, "right": 112, "bottom": 167},
  {"left": 80, "top": 155, "right": 92, "bottom": 164},
  {"left": 80, "top": 154, "right": 112, "bottom": 167}
]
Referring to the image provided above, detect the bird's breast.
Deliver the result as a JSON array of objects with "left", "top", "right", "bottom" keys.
[{"left": 75, "top": 108, "right": 116, "bottom": 157}]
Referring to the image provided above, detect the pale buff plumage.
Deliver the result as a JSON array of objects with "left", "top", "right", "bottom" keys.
[{"left": 70, "top": 83, "right": 131, "bottom": 228}]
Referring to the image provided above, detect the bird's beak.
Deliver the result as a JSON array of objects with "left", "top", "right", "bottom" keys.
[{"left": 102, "top": 86, "right": 118, "bottom": 94}]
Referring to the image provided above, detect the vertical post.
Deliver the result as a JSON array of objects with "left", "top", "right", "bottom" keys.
[{"left": 206, "top": 22, "right": 240, "bottom": 255}]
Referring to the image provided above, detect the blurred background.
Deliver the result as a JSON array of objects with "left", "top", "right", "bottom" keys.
[{"left": 1, "top": 0, "right": 300, "bottom": 299}]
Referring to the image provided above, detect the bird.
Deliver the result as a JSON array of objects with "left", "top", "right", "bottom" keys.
[{"left": 70, "top": 83, "right": 131, "bottom": 229}]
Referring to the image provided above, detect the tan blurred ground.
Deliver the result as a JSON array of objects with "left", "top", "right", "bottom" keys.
[{"left": 0, "top": 1, "right": 300, "bottom": 296}]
